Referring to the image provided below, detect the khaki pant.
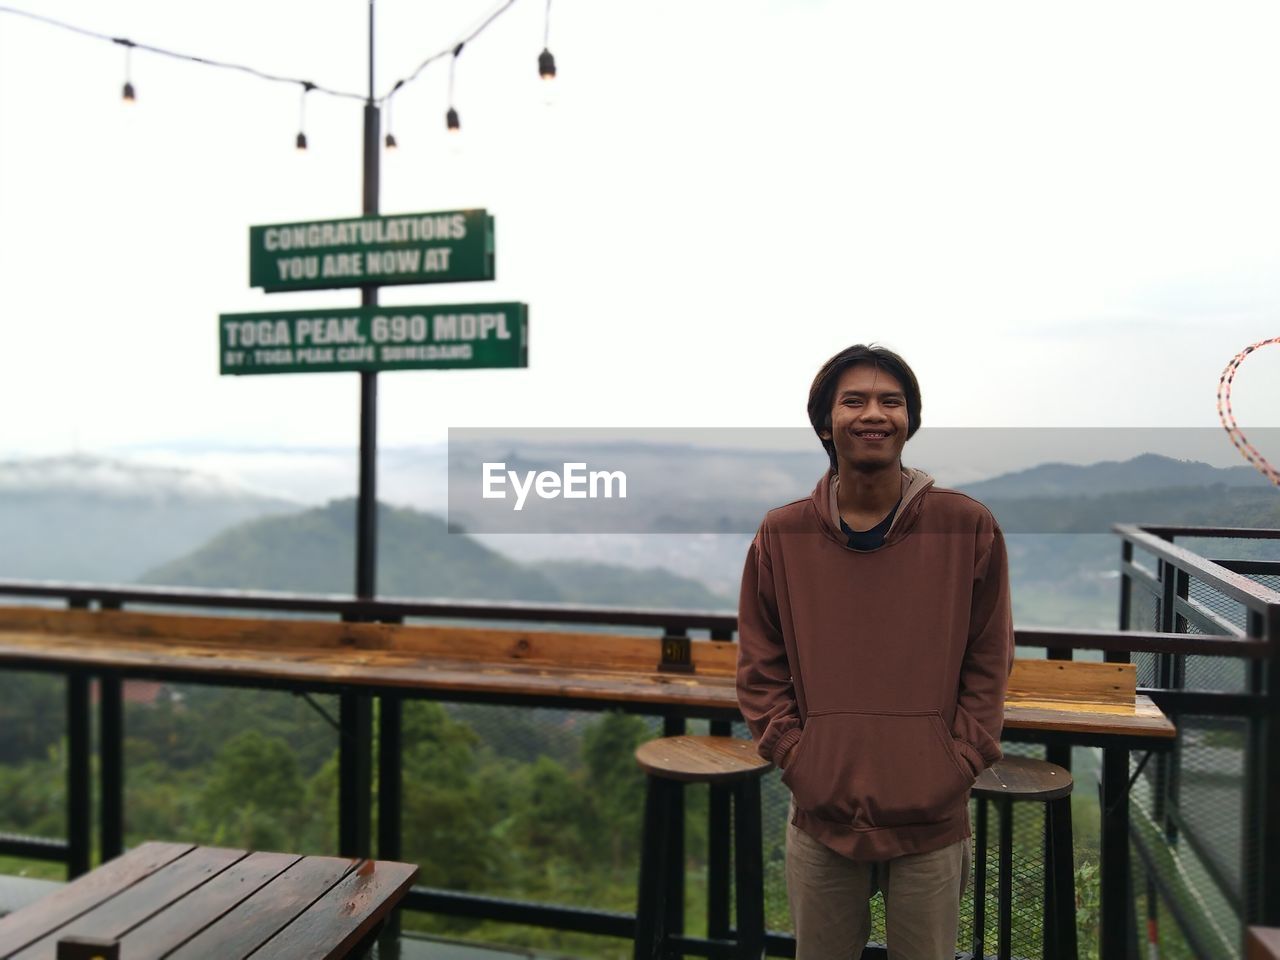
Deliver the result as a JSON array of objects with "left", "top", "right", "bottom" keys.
[{"left": 785, "top": 798, "right": 970, "bottom": 960}]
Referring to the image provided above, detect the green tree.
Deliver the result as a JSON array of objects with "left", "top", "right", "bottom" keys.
[
  {"left": 199, "top": 729, "right": 305, "bottom": 849},
  {"left": 581, "top": 712, "right": 652, "bottom": 872}
]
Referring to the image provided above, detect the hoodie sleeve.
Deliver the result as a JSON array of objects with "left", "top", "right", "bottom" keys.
[
  {"left": 951, "top": 514, "right": 1015, "bottom": 776},
  {"left": 736, "top": 526, "right": 802, "bottom": 769}
]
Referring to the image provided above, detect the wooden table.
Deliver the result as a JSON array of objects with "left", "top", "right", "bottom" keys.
[
  {"left": 0, "top": 607, "right": 1176, "bottom": 960},
  {"left": 0, "top": 842, "right": 418, "bottom": 960}
]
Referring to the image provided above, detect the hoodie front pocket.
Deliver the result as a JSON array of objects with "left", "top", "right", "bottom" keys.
[{"left": 780, "top": 710, "right": 974, "bottom": 828}]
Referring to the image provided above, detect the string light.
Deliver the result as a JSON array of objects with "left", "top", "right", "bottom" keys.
[
  {"left": 1, "top": 0, "right": 539, "bottom": 147},
  {"left": 385, "top": 80, "right": 403, "bottom": 149},
  {"left": 119, "top": 39, "right": 136, "bottom": 102},
  {"left": 539, "top": 0, "right": 556, "bottom": 80},
  {"left": 296, "top": 81, "right": 314, "bottom": 151},
  {"left": 446, "top": 43, "right": 463, "bottom": 133}
]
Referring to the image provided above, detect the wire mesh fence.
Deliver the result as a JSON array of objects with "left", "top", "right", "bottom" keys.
[
  {"left": 394, "top": 705, "right": 1073, "bottom": 958},
  {"left": 1120, "top": 532, "right": 1277, "bottom": 960}
]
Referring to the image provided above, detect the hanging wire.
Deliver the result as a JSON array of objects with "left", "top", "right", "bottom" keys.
[
  {"left": 384, "top": 80, "right": 402, "bottom": 149},
  {"left": 446, "top": 43, "right": 463, "bottom": 132},
  {"left": 121, "top": 39, "right": 135, "bottom": 101},
  {"left": 0, "top": 5, "right": 368, "bottom": 102},
  {"left": 0, "top": 1, "right": 525, "bottom": 108},
  {"left": 0, "top": 0, "right": 529, "bottom": 140},
  {"left": 386, "top": 0, "right": 517, "bottom": 101},
  {"left": 296, "top": 81, "right": 314, "bottom": 150},
  {"left": 1217, "top": 336, "right": 1280, "bottom": 486}
]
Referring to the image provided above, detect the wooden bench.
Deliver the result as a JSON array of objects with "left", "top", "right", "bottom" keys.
[
  {"left": 0, "top": 606, "right": 1174, "bottom": 741},
  {"left": 0, "top": 842, "right": 417, "bottom": 959}
]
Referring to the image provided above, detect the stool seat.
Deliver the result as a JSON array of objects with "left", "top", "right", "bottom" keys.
[
  {"left": 973, "top": 755, "right": 1073, "bottom": 802},
  {"left": 634, "top": 735, "right": 773, "bottom": 783}
]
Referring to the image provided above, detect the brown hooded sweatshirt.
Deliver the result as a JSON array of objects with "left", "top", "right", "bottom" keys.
[{"left": 736, "top": 465, "right": 1014, "bottom": 861}]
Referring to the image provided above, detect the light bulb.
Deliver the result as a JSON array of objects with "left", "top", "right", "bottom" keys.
[{"left": 538, "top": 49, "right": 556, "bottom": 80}]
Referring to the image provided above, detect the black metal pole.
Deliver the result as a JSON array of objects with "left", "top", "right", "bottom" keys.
[
  {"left": 357, "top": 0, "right": 379, "bottom": 602},
  {"left": 339, "top": 690, "right": 374, "bottom": 858},
  {"left": 662, "top": 714, "right": 686, "bottom": 960},
  {"left": 707, "top": 719, "right": 731, "bottom": 943},
  {"left": 340, "top": 0, "right": 379, "bottom": 860},
  {"left": 378, "top": 693, "right": 404, "bottom": 950},
  {"left": 67, "top": 672, "right": 92, "bottom": 878},
  {"left": 1262, "top": 603, "right": 1280, "bottom": 928},
  {"left": 1099, "top": 745, "right": 1133, "bottom": 960},
  {"left": 99, "top": 674, "right": 124, "bottom": 862},
  {"left": 1104, "top": 564, "right": 1137, "bottom": 960}
]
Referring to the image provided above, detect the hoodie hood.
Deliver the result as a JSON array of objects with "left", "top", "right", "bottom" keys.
[{"left": 811, "top": 465, "right": 935, "bottom": 549}]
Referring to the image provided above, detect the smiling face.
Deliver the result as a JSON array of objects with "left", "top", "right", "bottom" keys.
[{"left": 819, "top": 362, "right": 910, "bottom": 472}]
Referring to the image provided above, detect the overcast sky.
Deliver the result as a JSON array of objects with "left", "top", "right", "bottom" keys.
[{"left": 2, "top": 0, "right": 1280, "bottom": 462}]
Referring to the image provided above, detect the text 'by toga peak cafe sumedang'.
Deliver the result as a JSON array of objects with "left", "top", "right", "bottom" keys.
[{"left": 220, "top": 208, "right": 527, "bottom": 376}]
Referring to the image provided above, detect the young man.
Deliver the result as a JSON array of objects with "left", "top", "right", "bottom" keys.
[{"left": 736, "top": 344, "right": 1014, "bottom": 960}]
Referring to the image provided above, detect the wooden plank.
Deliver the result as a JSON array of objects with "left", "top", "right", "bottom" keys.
[
  {"left": 0, "top": 616, "right": 1176, "bottom": 738},
  {"left": 380, "top": 623, "right": 738, "bottom": 675},
  {"left": 0, "top": 629, "right": 1180, "bottom": 735},
  {"left": 247, "top": 859, "right": 418, "bottom": 960},
  {"left": 1004, "top": 695, "right": 1176, "bottom": 739},
  {"left": 112, "top": 851, "right": 299, "bottom": 960},
  {"left": 13, "top": 847, "right": 246, "bottom": 960},
  {"left": 165, "top": 856, "right": 356, "bottom": 960},
  {"left": 1008, "top": 659, "right": 1137, "bottom": 706},
  {"left": 0, "top": 606, "right": 739, "bottom": 675},
  {"left": 0, "top": 607, "right": 356, "bottom": 649},
  {"left": 0, "top": 632, "right": 741, "bottom": 707},
  {"left": 0, "top": 842, "right": 192, "bottom": 959}
]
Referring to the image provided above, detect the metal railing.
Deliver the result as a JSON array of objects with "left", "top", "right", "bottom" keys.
[
  {"left": 1114, "top": 524, "right": 1280, "bottom": 958},
  {"left": 0, "top": 520, "right": 1275, "bottom": 959}
]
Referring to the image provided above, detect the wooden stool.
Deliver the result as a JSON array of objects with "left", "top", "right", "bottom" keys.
[
  {"left": 633, "top": 736, "right": 770, "bottom": 960},
  {"left": 971, "top": 756, "right": 1078, "bottom": 960}
]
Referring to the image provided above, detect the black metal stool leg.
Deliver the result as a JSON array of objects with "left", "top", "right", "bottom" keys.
[
  {"left": 635, "top": 776, "right": 671, "bottom": 960},
  {"left": 1049, "top": 795, "right": 1078, "bottom": 960},
  {"left": 998, "top": 798, "right": 1013, "bottom": 960},
  {"left": 1044, "top": 799, "right": 1057, "bottom": 960},
  {"left": 732, "top": 777, "right": 765, "bottom": 960},
  {"left": 974, "top": 796, "right": 987, "bottom": 960},
  {"left": 708, "top": 781, "right": 731, "bottom": 942},
  {"left": 665, "top": 778, "right": 685, "bottom": 960}
]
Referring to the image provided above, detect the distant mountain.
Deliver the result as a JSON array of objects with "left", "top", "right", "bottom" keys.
[
  {"left": 140, "top": 499, "right": 731, "bottom": 609},
  {"left": 975, "top": 483, "right": 1280, "bottom": 535},
  {"left": 538, "top": 560, "right": 733, "bottom": 610},
  {"left": 957, "top": 453, "right": 1272, "bottom": 500},
  {"left": 0, "top": 454, "right": 297, "bottom": 582}
]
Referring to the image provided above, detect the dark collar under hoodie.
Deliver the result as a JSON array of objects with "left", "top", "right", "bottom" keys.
[{"left": 736, "top": 465, "right": 1015, "bottom": 861}]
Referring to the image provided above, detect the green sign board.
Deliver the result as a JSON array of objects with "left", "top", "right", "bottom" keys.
[
  {"left": 219, "top": 303, "right": 527, "bottom": 375},
  {"left": 249, "top": 209, "right": 495, "bottom": 292}
]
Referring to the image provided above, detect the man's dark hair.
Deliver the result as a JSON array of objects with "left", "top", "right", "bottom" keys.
[{"left": 807, "top": 344, "right": 923, "bottom": 472}]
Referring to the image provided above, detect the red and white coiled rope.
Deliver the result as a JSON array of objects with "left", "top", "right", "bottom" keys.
[{"left": 1217, "top": 336, "right": 1280, "bottom": 487}]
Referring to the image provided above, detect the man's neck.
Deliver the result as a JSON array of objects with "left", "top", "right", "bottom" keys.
[{"left": 834, "top": 461, "right": 905, "bottom": 519}]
